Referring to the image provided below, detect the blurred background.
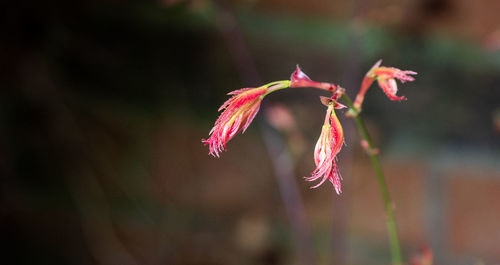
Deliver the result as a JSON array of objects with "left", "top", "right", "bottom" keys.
[{"left": 1, "top": 0, "right": 500, "bottom": 264}]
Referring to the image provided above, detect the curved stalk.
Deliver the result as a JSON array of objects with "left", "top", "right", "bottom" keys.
[
  {"left": 341, "top": 94, "right": 403, "bottom": 265},
  {"left": 262, "top": 80, "right": 291, "bottom": 96}
]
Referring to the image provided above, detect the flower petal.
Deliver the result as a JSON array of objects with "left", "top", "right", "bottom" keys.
[
  {"left": 290, "top": 65, "right": 338, "bottom": 91},
  {"left": 309, "top": 105, "right": 344, "bottom": 193},
  {"left": 203, "top": 86, "right": 267, "bottom": 157},
  {"left": 378, "top": 78, "right": 407, "bottom": 101}
]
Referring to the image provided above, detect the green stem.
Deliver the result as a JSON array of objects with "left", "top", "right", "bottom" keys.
[
  {"left": 341, "top": 94, "right": 403, "bottom": 265},
  {"left": 262, "top": 80, "right": 291, "bottom": 96}
]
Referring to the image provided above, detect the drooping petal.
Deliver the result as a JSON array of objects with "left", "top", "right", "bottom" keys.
[
  {"left": 351, "top": 61, "right": 417, "bottom": 112},
  {"left": 308, "top": 103, "right": 344, "bottom": 194},
  {"left": 203, "top": 80, "right": 292, "bottom": 157},
  {"left": 377, "top": 78, "right": 407, "bottom": 101},
  {"left": 202, "top": 86, "right": 267, "bottom": 157},
  {"left": 330, "top": 107, "right": 344, "bottom": 154}
]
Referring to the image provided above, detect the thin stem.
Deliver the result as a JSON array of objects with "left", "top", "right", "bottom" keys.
[
  {"left": 262, "top": 80, "right": 339, "bottom": 98},
  {"left": 263, "top": 80, "right": 291, "bottom": 96},
  {"left": 261, "top": 123, "right": 316, "bottom": 265},
  {"left": 341, "top": 94, "right": 403, "bottom": 265}
]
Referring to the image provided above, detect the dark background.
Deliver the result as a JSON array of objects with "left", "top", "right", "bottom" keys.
[{"left": 1, "top": 0, "right": 500, "bottom": 264}]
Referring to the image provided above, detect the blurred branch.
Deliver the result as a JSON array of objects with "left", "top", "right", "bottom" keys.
[
  {"left": 214, "top": 2, "right": 260, "bottom": 84},
  {"left": 260, "top": 122, "right": 316, "bottom": 265},
  {"left": 214, "top": 3, "right": 315, "bottom": 264}
]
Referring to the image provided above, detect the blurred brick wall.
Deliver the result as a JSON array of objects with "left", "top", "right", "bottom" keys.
[
  {"left": 159, "top": 119, "right": 500, "bottom": 264},
  {"left": 446, "top": 169, "right": 500, "bottom": 260}
]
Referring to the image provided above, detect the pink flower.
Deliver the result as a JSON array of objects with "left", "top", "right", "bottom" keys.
[
  {"left": 202, "top": 81, "right": 289, "bottom": 157},
  {"left": 290, "top": 65, "right": 338, "bottom": 92},
  {"left": 353, "top": 60, "right": 417, "bottom": 111},
  {"left": 306, "top": 97, "right": 345, "bottom": 194},
  {"left": 202, "top": 86, "right": 267, "bottom": 157}
]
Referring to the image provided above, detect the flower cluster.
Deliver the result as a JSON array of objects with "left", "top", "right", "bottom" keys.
[
  {"left": 203, "top": 62, "right": 416, "bottom": 193},
  {"left": 352, "top": 60, "right": 417, "bottom": 113},
  {"left": 202, "top": 81, "right": 289, "bottom": 157},
  {"left": 290, "top": 67, "right": 346, "bottom": 192},
  {"left": 306, "top": 95, "right": 345, "bottom": 194}
]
